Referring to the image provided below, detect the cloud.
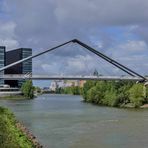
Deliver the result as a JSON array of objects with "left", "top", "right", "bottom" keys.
[
  {"left": 4, "top": 0, "right": 148, "bottom": 48},
  {"left": 106, "top": 40, "right": 148, "bottom": 74},
  {"left": 54, "top": 0, "right": 148, "bottom": 26},
  {"left": 0, "top": 0, "right": 148, "bottom": 78},
  {"left": 0, "top": 21, "right": 19, "bottom": 50}
]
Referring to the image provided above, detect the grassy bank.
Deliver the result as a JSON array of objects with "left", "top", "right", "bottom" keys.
[
  {"left": 0, "top": 95, "right": 26, "bottom": 100},
  {"left": 0, "top": 106, "right": 34, "bottom": 148}
]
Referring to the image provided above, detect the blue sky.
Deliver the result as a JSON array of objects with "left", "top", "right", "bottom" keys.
[{"left": 0, "top": 0, "right": 148, "bottom": 87}]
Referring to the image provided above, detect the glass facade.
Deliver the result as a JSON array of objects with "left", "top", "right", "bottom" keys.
[
  {"left": 5, "top": 48, "right": 32, "bottom": 88},
  {"left": 0, "top": 46, "right": 5, "bottom": 85},
  {"left": 22, "top": 48, "right": 32, "bottom": 74},
  {"left": 18, "top": 48, "right": 32, "bottom": 87}
]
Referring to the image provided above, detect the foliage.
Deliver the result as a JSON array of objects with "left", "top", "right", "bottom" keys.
[
  {"left": 129, "top": 84, "right": 144, "bottom": 107},
  {"left": 56, "top": 86, "right": 82, "bottom": 95},
  {"left": 34, "top": 86, "right": 41, "bottom": 93},
  {"left": 103, "top": 90, "right": 118, "bottom": 107},
  {"left": 0, "top": 107, "right": 33, "bottom": 148},
  {"left": 82, "top": 80, "right": 145, "bottom": 108},
  {"left": 21, "top": 80, "right": 34, "bottom": 99},
  {"left": 83, "top": 81, "right": 97, "bottom": 100},
  {"left": 145, "top": 86, "right": 148, "bottom": 100}
]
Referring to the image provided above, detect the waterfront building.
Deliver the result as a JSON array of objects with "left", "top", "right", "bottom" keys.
[
  {"left": 0, "top": 84, "right": 21, "bottom": 97},
  {"left": 0, "top": 46, "right": 5, "bottom": 85},
  {"left": 50, "top": 81, "right": 58, "bottom": 91},
  {"left": 5, "top": 48, "right": 32, "bottom": 87},
  {"left": 50, "top": 80, "right": 86, "bottom": 89},
  {"left": 63, "top": 80, "right": 79, "bottom": 87}
]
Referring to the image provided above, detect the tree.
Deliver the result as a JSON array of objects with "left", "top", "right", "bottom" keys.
[
  {"left": 21, "top": 80, "right": 34, "bottom": 99},
  {"left": 129, "top": 84, "right": 144, "bottom": 107}
]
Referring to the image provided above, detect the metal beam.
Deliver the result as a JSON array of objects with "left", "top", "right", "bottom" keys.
[
  {"left": 0, "top": 74, "right": 144, "bottom": 81},
  {"left": 0, "top": 40, "right": 73, "bottom": 72}
]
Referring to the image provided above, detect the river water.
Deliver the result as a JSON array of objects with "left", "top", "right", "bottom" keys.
[{"left": 1, "top": 94, "right": 148, "bottom": 148}]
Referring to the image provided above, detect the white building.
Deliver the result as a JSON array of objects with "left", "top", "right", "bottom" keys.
[{"left": 50, "top": 81, "right": 58, "bottom": 91}]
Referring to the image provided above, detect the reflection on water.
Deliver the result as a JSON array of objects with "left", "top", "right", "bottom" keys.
[{"left": 1, "top": 94, "right": 148, "bottom": 148}]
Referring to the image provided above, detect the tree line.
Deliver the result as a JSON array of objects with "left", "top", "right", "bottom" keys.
[
  {"left": 82, "top": 80, "right": 148, "bottom": 108},
  {"left": 58, "top": 80, "right": 148, "bottom": 108}
]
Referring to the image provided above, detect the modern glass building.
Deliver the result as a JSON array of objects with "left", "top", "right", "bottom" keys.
[
  {"left": 0, "top": 46, "right": 5, "bottom": 85},
  {"left": 5, "top": 48, "right": 32, "bottom": 87}
]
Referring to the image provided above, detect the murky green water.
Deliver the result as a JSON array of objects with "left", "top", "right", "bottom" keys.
[{"left": 1, "top": 94, "right": 148, "bottom": 148}]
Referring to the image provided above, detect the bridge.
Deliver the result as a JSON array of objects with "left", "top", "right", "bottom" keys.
[
  {"left": 0, "top": 74, "right": 147, "bottom": 81},
  {"left": 0, "top": 39, "right": 147, "bottom": 82}
]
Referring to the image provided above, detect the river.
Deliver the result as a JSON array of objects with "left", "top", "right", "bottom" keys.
[{"left": 0, "top": 94, "right": 148, "bottom": 148}]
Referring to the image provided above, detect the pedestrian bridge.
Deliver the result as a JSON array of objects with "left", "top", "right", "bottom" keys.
[
  {"left": 0, "top": 39, "right": 147, "bottom": 83},
  {"left": 0, "top": 74, "right": 147, "bottom": 81}
]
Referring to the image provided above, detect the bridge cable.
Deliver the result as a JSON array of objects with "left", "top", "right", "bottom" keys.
[
  {"left": 0, "top": 39, "right": 146, "bottom": 81},
  {"left": 72, "top": 39, "right": 146, "bottom": 81}
]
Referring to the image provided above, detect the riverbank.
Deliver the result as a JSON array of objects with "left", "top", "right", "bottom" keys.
[
  {"left": 0, "top": 94, "right": 26, "bottom": 100},
  {"left": 0, "top": 106, "right": 42, "bottom": 148},
  {"left": 16, "top": 121, "right": 43, "bottom": 148}
]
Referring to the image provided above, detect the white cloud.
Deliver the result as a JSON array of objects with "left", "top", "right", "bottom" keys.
[
  {"left": 106, "top": 40, "right": 148, "bottom": 60},
  {"left": 119, "top": 40, "right": 147, "bottom": 51},
  {"left": 0, "top": 21, "right": 19, "bottom": 50},
  {"left": 106, "top": 40, "right": 148, "bottom": 74},
  {"left": 0, "top": 39, "right": 19, "bottom": 50},
  {"left": 1, "top": 0, "right": 148, "bottom": 77}
]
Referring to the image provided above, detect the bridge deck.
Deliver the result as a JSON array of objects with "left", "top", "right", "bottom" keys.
[{"left": 0, "top": 74, "right": 146, "bottom": 81}]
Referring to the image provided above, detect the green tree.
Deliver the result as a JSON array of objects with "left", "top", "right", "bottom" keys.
[
  {"left": 21, "top": 80, "right": 34, "bottom": 99},
  {"left": 103, "top": 90, "right": 118, "bottom": 107},
  {"left": 146, "top": 86, "right": 148, "bottom": 99},
  {"left": 129, "top": 84, "right": 144, "bottom": 107},
  {"left": 86, "top": 86, "right": 97, "bottom": 103},
  {"left": 82, "top": 81, "right": 97, "bottom": 101}
]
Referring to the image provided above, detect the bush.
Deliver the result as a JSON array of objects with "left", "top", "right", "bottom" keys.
[
  {"left": 0, "top": 107, "right": 33, "bottom": 148},
  {"left": 129, "top": 84, "right": 144, "bottom": 107},
  {"left": 21, "top": 80, "right": 34, "bottom": 99},
  {"left": 86, "top": 86, "right": 103, "bottom": 104},
  {"left": 103, "top": 90, "right": 118, "bottom": 107},
  {"left": 82, "top": 80, "right": 145, "bottom": 108}
]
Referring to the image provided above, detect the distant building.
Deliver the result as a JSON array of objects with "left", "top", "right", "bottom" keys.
[
  {"left": 50, "top": 80, "right": 86, "bottom": 90},
  {"left": 5, "top": 48, "right": 32, "bottom": 88},
  {"left": 0, "top": 46, "right": 6, "bottom": 85},
  {"left": 50, "top": 81, "right": 58, "bottom": 91},
  {"left": 78, "top": 80, "right": 86, "bottom": 88},
  {"left": 93, "top": 69, "right": 99, "bottom": 76},
  {"left": 64, "top": 80, "right": 79, "bottom": 87}
]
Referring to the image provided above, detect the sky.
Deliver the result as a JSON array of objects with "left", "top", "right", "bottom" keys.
[{"left": 0, "top": 0, "right": 148, "bottom": 87}]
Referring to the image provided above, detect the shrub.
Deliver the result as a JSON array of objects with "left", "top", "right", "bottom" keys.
[
  {"left": 103, "top": 90, "right": 118, "bottom": 107},
  {"left": 21, "top": 80, "right": 34, "bottom": 99},
  {"left": 129, "top": 84, "right": 144, "bottom": 107},
  {"left": 0, "top": 107, "right": 33, "bottom": 147}
]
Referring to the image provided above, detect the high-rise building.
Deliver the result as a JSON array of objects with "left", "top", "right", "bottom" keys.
[
  {"left": 0, "top": 46, "right": 5, "bottom": 85},
  {"left": 5, "top": 48, "right": 32, "bottom": 87}
]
